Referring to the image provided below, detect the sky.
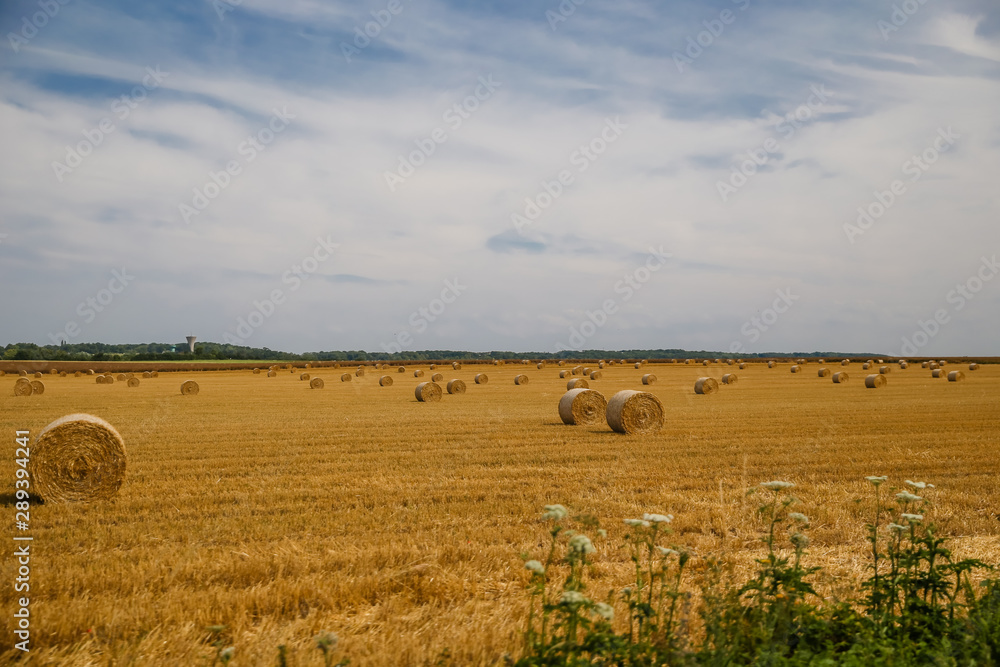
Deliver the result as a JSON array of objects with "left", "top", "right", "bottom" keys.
[{"left": 1, "top": 0, "right": 999, "bottom": 356}]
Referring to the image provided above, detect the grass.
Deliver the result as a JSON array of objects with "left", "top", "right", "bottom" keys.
[{"left": 1, "top": 361, "right": 997, "bottom": 664}]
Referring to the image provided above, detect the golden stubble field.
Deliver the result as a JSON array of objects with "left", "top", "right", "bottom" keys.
[{"left": 1, "top": 361, "right": 998, "bottom": 665}]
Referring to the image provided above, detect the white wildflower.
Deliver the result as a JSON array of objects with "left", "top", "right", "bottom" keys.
[
  {"left": 788, "top": 512, "right": 809, "bottom": 523},
  {"left": 901, "top": 513, "right": 923, "bottom": 524},
  {"left": 887, "top": 523, "right": 907, "bottom": 533},
  {"left": 543, "top": 504, "right": 568, "bottom": 521},
  {"left": 895, "top": 492, "right": 923, "bottom": 503},
  {"left": 642, "top": 513, "right": 673, "bottom": 524},
  {"left": 524, "top": 560, "right": 545, "bottom": 575},
  {"left": 790, "top": 533, "right": 810, "bottom": 549},
  {"left": 568, "top": 534, "right": 595, "bottom": 554},
  {"left": 624, "top": 519, "right": 651, "bottom": 528},
  {"left": 865, "top": 475, "right": 888, "bottom": 486},
  {"left": 593, "top": 602, "right": 615, "bottom": 621},
  {"left": 761, "top": 481, "right": 795, "bottom": 491},
  {"left": 656, "top": 546, "right": 679, "bottom": 557},
  {"left": 560, "top": 590, "right": 587, "bottom": 606},
  {"left": 905, "top": 480, "right": 934, "bottom": 490}
]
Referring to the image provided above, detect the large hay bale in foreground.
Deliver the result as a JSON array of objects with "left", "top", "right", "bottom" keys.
[
  {"left": 865, "top": 374, "right": 886, "bottom": 389},
  {"left": 29, "top": 414, "right": 127, "bottom": 503},
  {"left": 310, "top": 377, "right": 324, "bottom": 389},
  {"left": 415, "top": 382, "right": 442, "bottom": 402},
  {"left": 558, "top": 388, "right": 607, "bottom": 425},
  {"left": 722, "top": 373, "right": 738, "bottom": 385},
  {"left": 817, "top": 368, "right": 831, "bottom": 378},
  {"left": 947, "top": 371, "right": 965, "bottom": 382},
  {"left": 474, "top": 373, "right": 488, "bottom": 384},
  {"left": 931, "top": 369, "right": 944, "bottom": 378},
  {"left": 341, "top": 373, "right": 352, "bottom": 382},
  {"left": 30, "top": 380, "right": 45, "bottom": 395},
  {"left": 606, "top": 390, "right": 664, "bottom": 435},
  {"left": 833, "top": 372, "right": 849, "bottom": 383},
  {"left": 14, "top": 379, "right": 32, "bottom": 396},
  {"left": 180, "top": 380, "right": 199, "bottom": 395},
  {"left": 126, "top": 378, "right": 140, "bottom": 388},
  {"left": 694, "top": 377, "right": 719, "bottom": 395},
  {"left": 379, "top": 375, "right": 393, "bottom": 386},
  {"left": 514, "top": 374, "right": 529, "bottom": 385},
  {"left": 642, "top": 374, "right": 656, "bottom": 385},
  {"left": 567, "top": 378, "right": 589, "bottom": 390},
  {"left": 447, "top": 379, "right": 466, "bottom": 394}
]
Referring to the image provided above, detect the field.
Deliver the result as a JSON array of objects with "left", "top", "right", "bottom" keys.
[{"left": 2, "top": 361, "right": 998, "bottom": 665}]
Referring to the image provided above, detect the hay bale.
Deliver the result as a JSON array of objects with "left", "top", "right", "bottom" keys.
[
  {"left": 939, "top": 360, "right": 947, "bottom": 366},
  {"left": 30, "top": 380, "right": 45, "bottom": 395},
  {"left": 379, "top": 375, "right": 393, "bottom": 386},
  {"left": 95, "top": 375, "right": 105, "bottom": 385},
  {"left": 475, "top": 373, "right": 489, "bottom": 384},
  {"left": 151, "top": 371, "right": 158, "bottom": 378},
  {"left": 635, "top": 362, "right": 642, "bottom": 369},
  {"left": 127, "top": 378, "right": 140, "bottom": 388},
  {"left": 537, "top": 363, "right": 544, "bottom": 370},
  {"left": 310, "top": 377, "right": 324, "bottom": 389},
  {"left": 559, "top": 370, "right": 569, "bottom": 378},
  {"left": 180, "top": 380, "right": 199, "bottom": 395},
  {"left": 356, "top": 367, "right": 365, "bottom": 377},
  {"left": 567, "top": 378, "right": 589, "bottom": 390},
  {"left": 865, "top": 374, "right": 886, "bottom": 389},
  {"left": 947, "top": 371, "right": 965, "bottom": 382},
  {"left": 74, "top": 371, "right": 82, "bottom": 377},
  {"left": 589, "top": 370, "right": 602, "bottom": 380},
  {"left": 414, "top": 369, "right": 425, "bottom": 377},
  {"left": 105, "top": 375, "right": 115, "bottom": 384},
  {"left": 447, "top": 379, "right": 467, "bottom": 394},
  {"left": 558, "top": 388, "right": 608, "bottom": 425},
  {"left": 341, "top": 373, "right": 352, "bottom": 382},
  {"left": 899, "top": 362, "right": 908, "bottom": 369},
  {"left": 922, "top": 361, "right": 929, "bottom": 368},
  {"left": 398, "top": 366, "right": 406, "bottom": 373},
  {"left": 116, "top": 373, "right": 126, "bottom": 382},
  {"left": 969, "top": 363, "right": 979, "bottom": 371},
  {"left": 143, "top": 371, "right": 153, "bottom": 378},
  {"left": 300, "top": 373, "right": 310, "bottom": 381},
  {"left": 817, "top": 368, "right": 831, "bottom": 378},
  {"left": 582, "top": 367, "right": 592, "bottom": 375},
  {"left": 817, "top": 359, "right": 825, "bottom": 364},
  {"left": 35, "top": 372, "right": 43, "bottom": 378},
  {"left": 862, "top": 363, "right": 871, "bottom": 370},
  {"left": 59, "top": 371, "right": 67, "bottom": 377},
  {"left": 932, "top": 369, "right": 944, "bottom": 378},
  {"left": 879, "top": 366, "right": 891, "bottom": 375},
  {"left": 572, "top": 366, "right": 583, "bottom": 375},
  {"left": 642, "top": 374, "right": 657, "bottom": 385},
  {"left": 606, "top": 390, "right": 664, "bottom": 435},
  {"left": 515, "top": 374, "right": 529, "bottom": 385},
  {"left": 414, "top": 382, "right": 442, "bottom": 402},
  {"left": 694, "top": 377, "right": 719, "bottom": 395},
  {"left": 87, "top": 369, "right": 95, "bottom": 375},
  {"left": 790, "top": 365, "right": 801, "bottom": 373},
  {"left": 598, "top": 361, "right": 605, "bottom": 369},
  {"left": 452, "top": 362, "right": 462, "bottom": 370},
  {"left": 722, "top": 373, "right": 738, "bottom": 385},
  {"left": 832, "top": 372, "right": 849, "bottom": 383},
  {"left": 267, "top": 370, "right": 277, "bottom": 377},
  {"left": 702, "top": 360, "right": 710, "bottom": 366},
  {"left": 739, "top": 363, "right": 747, "bottom": 370},
  {"left": 14, "top": 379, "right": 32, "bottom": 397},
  {"left": 18, "top": 370, "right": 27, "bottom": 377},
  {"left": 493, "top": 360, "right": 500, "bottom": 366},
  {"left": 28, "top": 413, "right": 126, "bottom": 503},
  {"left": 929, "top": 362, "right": 940, "bottom": 370},
  {"left": 431, "top": 373, "right": 443, "bottom": 382},
  {"left": 429, "top": 364, "right": 436, "bottom": 370},
  {"left": 842, "top": 360, "right": 850, "bottom": 366},
  {"left": 253, "top": 368, "right": 260, "bottom": 375},
  {"left": 767, "top": 361, "right": 775, "bottom": 368}
]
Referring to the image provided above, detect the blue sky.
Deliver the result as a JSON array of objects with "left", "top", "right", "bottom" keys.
[{"left": 1, "top": 0, "right": 998, "bottom": 355}]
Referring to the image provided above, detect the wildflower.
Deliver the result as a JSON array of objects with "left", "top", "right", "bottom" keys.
[
  {"left": 790, "top": 533, "right": 810, "bottom": 549},
  {"left": 642, "top": 513, "right": 673, "bottom": 524},
  {"left": 560, "top": 590, "right": 587, "bottom": 606},
  {"left": 887, "top": 523, "right": 907, "bottom": 533},
  {"left": 865, "top": 475, "right": 888, "bottom": 486},
  {"left": 788, "top": 512, "right": 809, "bottom": 523},
  {"left": 901, "top": 513, "right": 923, "bottom": 524},
  {"left": 895, "top": 492, "right": 923, "bottom": 503},
  {"left": 524, "top": 560, "right": 545, "bottom": 575},
  {"left": 624, "top": 519, "right": 651, "bottom": 528},
  {"left": 761, "top": 481, "right": 795, "bottom": 491},
  {"left": 568, "top": 534, "right": 595, "bottom": 554},
  {"left": 543, "top": 504, "right": 568, "bottom": 521},
  {"left": 657, "top": 546, "right": 679, "bottom": 557},
  {"left": 593, "top": 602, "right": 615, "bottom": 621},
  {"left": 905, "top": 480, "right": 934, "bottom": 490}
]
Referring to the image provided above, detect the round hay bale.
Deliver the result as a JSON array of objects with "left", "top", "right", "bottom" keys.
[
  {"left": 589, "top": 370, "right": 602, "bottom": 380},
  {"left": 702, "top": 360, "right": 710, "bottom": 366},
  {"left": 34, "top": 372, "right": 43, "bottom": 379},
  {"left": 879, "top": 366, "right": 891, "bottom": 375},
  {"left": 817, "top": 359, "right": 825, "bottom": 364},
  {"left": 865, "top": 374, "right": 886, "bottom": 389},
  {"left": 939, "top": 360, "right": 947, "bottom": 366},
  {"left": 694, "top": 377, "right": 719, "bottom": 395},
  {"left": 567, "top": 378, "right": 589, "bottom": 390},
  {"left": 116, "top": 374, "right": 126, "bottom": 382},
  {"left": 899, "top": 362, "right": 908, "bottom": 369},
  {"left": 767, "top": 361, "right": 775, "bottom": 368},
  {"left": 842, "top": 359, "right": 850, "bottom": 366},
  {"left": 947, "top": 371, "right": 965, "bottom": 382},
  {"left": 558, "top": 388, "right": 608, "bottom": 425},
  {"left": 356, "top": 367, "right": 365, "bottom": 377},
  {"left": 969, "top": 363, "right": 979, "bottom": 371},
  {"left": 598, "top": 361, "right": 605, "bottom": 369},
  {"left": 300, "top": 373, "right": 310, "bottom": 381},
  {"left": 514, "top": 374, "right": 529, "bottom": 385},
  {"left": 143, "top": 371, "right": 152, "bottom": 378},
  {"left": 921, "top": 361, "right": 929, "bottom": 368},
  {"left": 305, "top": 363, "right": 311, "bottom": 369},
  {"left": 151, "top": 371, "right": 158, "bottom": 378},
  {"left": 634, "top": 362, "right": 642, "bottom": 369},
  {"left": 536, "top": 363, "right": 544, "bottom": 370},
  {"left": 341, "top": 373, "right": 352, "bottom": 382},
  {"left": 606, "top": 390, "right": 664, "bottom": 435},
  {"left": 572, "top": 366, "right": 583, "bottom": 375},
  {"left": 379, "top": 375, "right": 393, "bottom": 386},
  {"left": 18, "top": 370, "right": 27, "bottom": 377},
  {"left": 59, "top": 370, "right": 67, "bottom": 377},
  {"left": 414, "top": 369, "right": 425, "bottom": 377},
  {"left": 14, "top": 379, "right": 32, "bottom": 397},
  {"left": 790, "top": 365, "right": 801, "bottom": 373},
  {"left": 429, "top": 364, "right": 436, "bottom": 370},
  {"left": 493, "top": 360, "right": 500, "bottom": 366},
  {"left": 415, "top": 382, "right": 442, "bottom": 402},
  {"left": 722, "top": 373, "right": 738, "bottom": 385},
  {"left": 582, "top": 367, "right": 592, "bottom": 375},
  {"left": 832, "top": 372, "right": 849, "bottom": 383},
  {"left": 558, "top": 360, "right": 565, "bottom": 366},
  {"left": 862, "top": 363, "right": 871, "bottom": 370},
  {"left": 642, "top": 374, "right": 656, "bottom": 385},
  {"left": 559, "top": 370, "right": 569, "bottom": 378},
  {"left": 74, "top": 371, "right": 82, "bottom": 377},
  {"left": 817, "top": 368, "right": 831, "bottom": 378},
  {"left": 310, "top": 377, "right": 325, "bottom": 389},
  {"left": 452, "top": 362, "right": 462, "bottom": 370},
  {"left": 126, "top": 378, "right": 140, "bottom": 388},
  {"left": 87, "top": 369, "right": 95, "bottom": 375},
  {"left": 431, "top": 373, "right": 443, "bottom": 382},
  {"left": 253, "top": 368, "right": 260, "bottom": 375},
  {"left": 398, "top": 366, "right": 406, "bottom": 373},
  {"left": 267, "top": 370, "right": 277, "bottom": 377},
  {"left": 105, "top": 375, "right": 115, "bottom": 384},
  {"left": 932, "top": 369, "right": 944, "bottom": 378},
  {"left": 739, "top": 362, "right": 747, "bottom": 369},
  {"left": 28, "top": 413, "right": 126, "bottom": 503},
  {"left": 30, "top": 380, "right": 45, "bottom": 395},
  {"left": 95, "top": 375, "right": 105, "bottom": 385},
  {"left": 929, "top": 362, "right": 940, "bottom": 370},
  {"left": 474, "top": 373, "right": 488, "bottom": 384},
  {"left": 180, "top": 380, "right": 199, "bottom": 395},
  {"left": 447, "top": 379, "right": 467, "bottom": 394}
]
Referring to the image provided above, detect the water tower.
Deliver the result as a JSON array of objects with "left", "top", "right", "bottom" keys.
[{"left": 186, "top": 335, "right": 197, "bottom": 353}]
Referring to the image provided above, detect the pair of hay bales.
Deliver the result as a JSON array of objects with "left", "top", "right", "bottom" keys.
[
  {"left": 13, "top": 378, "right": 44, "bottom": 396},
  {"left": 413, "top": 380, "right": 466, "bottom": 401},
  {"left": 559, "top": 389, "right": 664, "bottom": 435}
]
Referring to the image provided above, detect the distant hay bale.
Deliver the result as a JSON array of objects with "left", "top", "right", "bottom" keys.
[
  {"left": 87, "top": 369, "right": 95, "bottom": 375},
  {"left": 305, "top": 363, "right": 311, "bottom": 369},
  {"left": 74, "top": 371, "right": 82, "bottom": 377},
  {"left": 33, "top": 372, "right": 42, "bottom": 379},
  {"left": 559, "top": 388, "right": 608, "bottom": 425},
  {"left": 475, "top": 373, "right": 489, "bottom": 384},
  {"left": 589, "top": 370, "right": 602, "bottom": 380},
  {"left": 947, "top": 371, "right": 965, "bottom": 382},
  {"left": 300, "top": 373, "right": 310, "bottom": 381},
  {"left": 969, "top": 363, "right": 980, "bottom": 371},
  {"left": 635, "top": 362, "right": 642, "bottom": 369},
  {"left": 573, "top": 366, "right": 583, "bottom": 375},
  {"left": 642, "top": 374, "right": 656, "bottom": 385},
  {"left": 116, "top": 374, "right": 126, "bottom": 382},
  {"left": 832, "top": 372, "right": 849, "bottom": 383},
  {"left": 842, "top": 360, "right": 850, "bottom": 366},
  {"left": 398, "top": 366, "right": 406, "bottom": 373},
  {"left": 702, "top": 360, "right": 710, "bottom": 366},
  {"left": 739, "top": 363, "right": 747, "bottom": 370},
  {"left": 493, "top": 360, "right": 500, "bottom": 366},
  {"left": 28, "top": 413, "right": 126, "bottom": 503},
  {"left": 59, "top": 371, "right": 67, "bottom": 377},
  {"left": 922, "top": 361, "right": 929, "bottom": 368},
  {"left": 567, "top": 378, "right": 589, "bottom": 390},
  {"left": 582, "top": 367, "right": 592, "bottom": 375},
  {"left": 143, "top": 372, "right": 153, "bottom": 378},
  {"left": 19, "top": 370, "right": 27, "bottom": 377},
  {"left": 865, "top": 374, "right": 886, "bottom": 389},
  {"left": 414, "top": 369, "right": 425, "bottom": 377},
  {"left": 559, "top": 370, "right": 569, "bottom": 378},
  {"left": 180, "top": 380, "right": 199, "bottom": 395},
  {"left": 356, "top": 367, "right": 365, "bottom": 377},
  {"left": 14, "top": 379, "right": 32, "bottom": 397},
  {"left": 431, "top": 373, "right": 443, "bottom": 382},
  {"left": 104, "top": 375, "right": 115, "bottom": 385},
  {"left": 447, "top": 379, "right": 467, "bottom": 394},
  {"left": 685, "top": 359, "right": 692, "bottom": 365},
  {"left": 558, "top": 361, "right": 565, "bottom": 366},
  {"left": 606, "top": 390, "right": 664, "bottom": 435},
  {"left": 932, "top": 369, "right": 944, "bottom": 378},
  {"left": 95, "top": 375, "right": 105, "bottom": 385},
  {"left": 537, "top": 363, "right": 544, "bottom": 370},
  {"left": 379, "top": 375, "right": 393, "bottom": 386},
  {"left": 929, "top": 362, "right": 940, "bottom": 370},
  {"left": 415, "top": 382, "right": 442, "bottom": 402},
  {"left": 341, "top": 373, "right": 352, "bottom": 382},
  {"left": 598, "top": 361, "right": 605, "bottom": 369},
  {"left": 862, "top": 363, "right": 871, "bottom": 370},
  {"left": 310, "top": 377, "right": 324, "bottom": 389},
  {"left": 429, "top": 364, "right": 436, "bottom": 370},
  {"left": 817, "top": 359, "right": 825, "bottom": 364},
  {"left": 30, "top": 380, "right": 45, "bottom": 395},
  {"left": 267, "top": 370, "right": 277, "bottom": 377},
  {"left": 818, "top": 368, "right": 831, "bottom": 378},
  {"left": 694, "top": 377, "right": 719, "bottom": 395},
  {"left": 515, "top": 374, "right": 529, "bottom": 385},
  {"left": 767, "top": 361, "right": 775, "bottom": 368},
  {"left": 879, "top": 366, "right": 891, "bottom": 375},
  {"left": 452, "top": 362, "right": 462, "bottom": 370},
  {"left": 722, "top": 373, "right": 738, "bottom": 385},
  {"left": 727, "top": 359, "right": 735, "bottom": 366},
  {"left": 899, "top": 362, "right": 908, "bottom": 369},
  {"left": 790, "top": 365, "right": 801, "bottom": 373},
  {"left": 126, "top": 378, "right": 140, "bottom": 388},
  {"left": 939, "top": 360, "right": 947, "bottom": 366}
]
